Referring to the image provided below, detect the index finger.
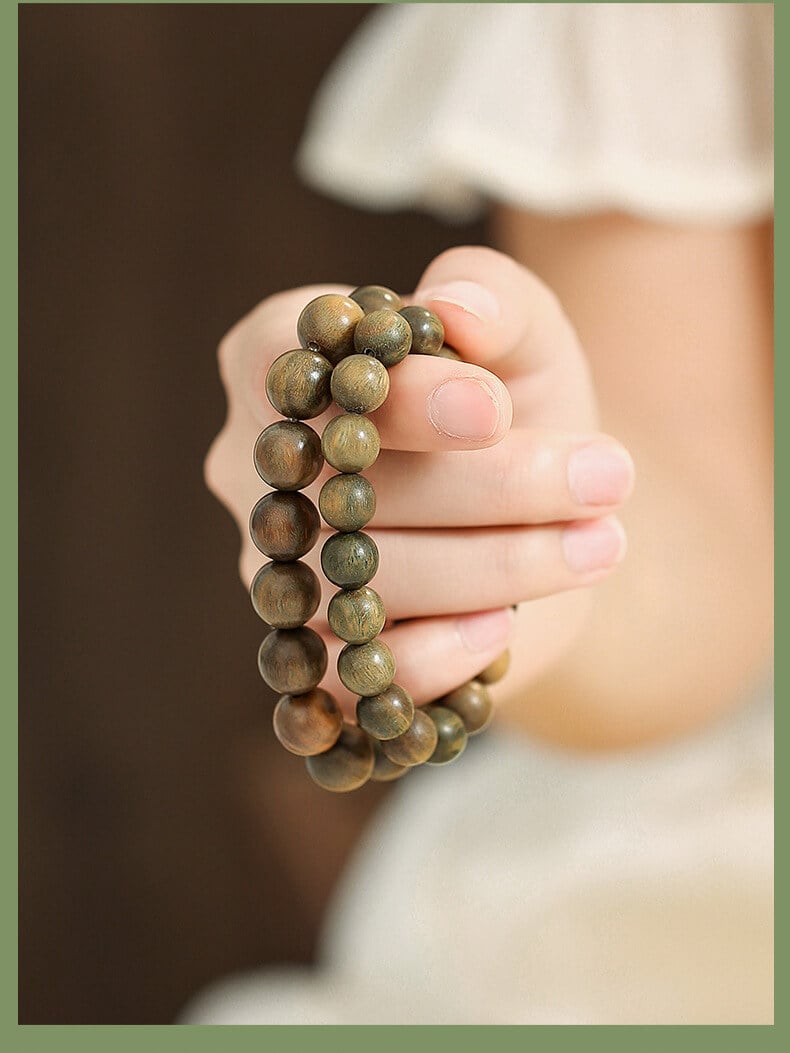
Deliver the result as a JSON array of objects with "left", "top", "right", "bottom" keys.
[{"left": 235, "top": 285, "right": 514, "bottom": 452}]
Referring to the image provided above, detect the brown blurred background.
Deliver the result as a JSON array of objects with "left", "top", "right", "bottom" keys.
[{"left": 19, "top": 3, "right": 486, "bottom": 1024}]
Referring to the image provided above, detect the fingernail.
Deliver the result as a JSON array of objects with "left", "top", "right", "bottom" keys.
[
  {"left": 428, "top": 378, "right": 501, "bottom": 440},
  {"left": 568, "top": 442, "right": 635, "bottom": 506},
  {"left": 457, "top": 608, "right": 514, "bottom": 653},
  {"left": 415, "top": 281, "right": 500, "bottom": 322},
  {"left": 562, "top": 517, "right": 627, "bottom": 575}
]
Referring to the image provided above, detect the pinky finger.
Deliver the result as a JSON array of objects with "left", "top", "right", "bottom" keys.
[{"left": 321, "top": 606, "right": 516, "bottom": 718}]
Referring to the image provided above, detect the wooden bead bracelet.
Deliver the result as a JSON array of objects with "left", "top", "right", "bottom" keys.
[{"left": 250, "top": 285, "right": 510, "bottom": 792}]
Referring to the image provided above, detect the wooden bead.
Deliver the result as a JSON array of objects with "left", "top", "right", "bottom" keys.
[
  {"left": 319, "top": 473, "right": 376, "bottom": 532},
  {"left": 477, "top": 649, "right": 511, "bottom": 685},
  {"left": 306, "top": 723, "right": 375, "bottom": 792},
  {"left": 353, "top": 309, "right": 412, "bottom": 367},
  {"left": 432, "top": 344, "right": 462, "bottom": 361},
  {"left": 321, "top": 413, "right": 381, "bottom": 473},
  {"left": 350, "top": 285, "right": 403, "bottom": 314},
  {"left": 273, "top": 688, "right": 343, "bottom": 756},
  {"left": 399, "top": 305, "right": 445, "bottom": 355},
  {"left": 265, "top": 349, "right": 332, "bottom": 419},
  {"left": 425, "top": 705, "right": 468, "bottom": 765},
  {"left": 297, "top": 294, "right": 364, "bottom": 365},
  {"left": 338, "top": 639, "right": 395, "bottom": 696},
  {"left": 253, "top": 420, "right": 323, "bottom": 491},
  {"left": 250, "top": 560, "right": 321, "bottom": 628},
  {"left": 327, "top": 586, "right": 385, "bottom": 643},
  {"left": 440, "top": 680, "right": 493, "bottom": 736},
  {"left": 330, "top": 354, "right": 390, "bottom": 414},
  {"left": 249, "top": 491, "right": 320, "bottom": 561},
  {"left": 321, "top": 531, "right": 379, "bottom": 588},
  {"left": 357, "top": 683, "right": 414, "bottom": 740},
  {"left": 370, "top": 742, "right": 410, "bottom": 783},
  {"left": 257, "top": 627, "right": 328, "bottom": 694},
  {"left": 382, "top": 709, "right": 438, "bottom": 767}
]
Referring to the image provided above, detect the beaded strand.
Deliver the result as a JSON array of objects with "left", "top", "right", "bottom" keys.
[{"left": 250, "top": 285, "right": 510, "bottom": 792}]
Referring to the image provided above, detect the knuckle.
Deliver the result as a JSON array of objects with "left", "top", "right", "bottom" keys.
[
  {"left": 489, "top": 437, "right": 540, "bottom": 521},
  {"left": 216, "top": 330, "right": 239, "bottom": 388},
  {"left": 495, "top": 529, "right": 532, "bottom": 588},
  {"left": 203, "top": 429, "right": 231, "bottom": 501}
]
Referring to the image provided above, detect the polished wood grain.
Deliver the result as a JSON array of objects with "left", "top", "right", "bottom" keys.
[
  {"left": 330, "top": 353, "right": 390, "bottom": 414},
  {"left": 356, "top": 682, "right": 414, "bottom": 741},
  {"left": 399, "top": 305, "right": 445, "bottom": 356},
  {"left": 326, "top": 585, "right": 385, "bottom": 643},
  {"left": 350, "top": 284, "right": 402, "bottom": 314},
  {"left": 253, "top": 420, "right": 323, "bottom": 491},
  {"left": 353, "top": 308, "right": 412, "bottom": 367},
  {"left": 321, "top": 413, "right": 381, "bottom": 473},
  {"left": 440, "top": 679, "right": 493, "bottom": 736},
  {"left": 319, "top": 473, "right": 376, "bottom": 532},
  {"left": 425, "top": 705, "right": 468, "bottom": 765},
  {"left": 432, "top": 344, "right": 462, "bottom": 360},
  {"left": 265, "top": 348, "right": 333, "bottom": 420},
  {"left": 257, "top": 627, "right": 328, "bottom": 694},
  {"left": 381, "top": 709, "right": 438, "bottom": 767},
  {"left": 249, "top": 491, "right": 320, "bottom": 561},
  {"left": 338, "top": 638, "right": 395, "bottom": 696},
  {"left": 250, "top": 560, "right": 321, "bottom": 628},
  {"left": 320, "top": 531, "right": 379, "bottom": 588},
  {"left": 272, "top": 688, "right": 343, "bottom": 756},
  {"left": 370, "top": 742, "right": 410, "bottom": 783},
  {"left": 477, "top": 649, "right": 511, "bottom": 684},
  {"left": 305, "top": 723, "right": 375, "bottom": 792},
  {"left": 297, "top": 293, "right": 363, "bottom": 365}
]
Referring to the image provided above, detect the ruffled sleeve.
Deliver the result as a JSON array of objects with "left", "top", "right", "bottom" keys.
[{"left": 296, "top": 2, "right": 773, "bottom": 223}]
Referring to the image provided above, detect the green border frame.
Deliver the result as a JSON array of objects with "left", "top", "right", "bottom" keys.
[{"left": 10, "top": 0, "right": 779, "bottom": 1040}]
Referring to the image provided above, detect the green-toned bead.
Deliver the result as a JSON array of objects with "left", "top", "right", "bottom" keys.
[
  {"left": 319, "top": 473, "right": 376, "bottom": 532},
  {"left": 253, "top": 420, "right": 323, "bottom": 491},
  {"left": 382, "top": 709, "right": 438, "bottom": 767},
  {"left": 249, "top": 491, "right": 320, "bottom": 561},
  {"left": 350, "top": 285, "right": 403, "bottom": 314},
  {"left": 370, "top": 742, "right": 410, "bottom": 783},
  {"left": 440, "top": 679, "right": 493, "bottom": 736},
  {"left": 265, "top": 349, "right": 333, "bottom": 419},
  {"left": 327, "top": 586, "right": 385, "bottom": 643},
  {"left": 338, "top": 639, "right": 395, "bottom": 696},
  {"left": 330, "top": 354, "right": 390, "bottom": 414},
  {"left": 478, "top": 649, "right": 511, "bottom": 685},
  {"left": 425, "top": 705, "right": 468, "bottom": 765},
  {"left": 357, "top": 683, "right": 414, "bottom": 741},
  {"left": 321, "top": 531, "right": 379, "bottom": 588},
  {"left": 399, "top": 305, "right": 445, "bottom": 356},
  {"left": 353, "top": 309, "right": 412, "bottom": 367},
  {"left": 306, "top": 723, "right": 375, "bottom": 792},
  {"left": 250, "top": 560, "right": 321, "bottom": 628},
  {"left": 321, "top": 413, "right": 381, "bottom": 473},
  {"left": 297, "top": 294, "right": 364, "bottom": 365},
  {"left": 432, "top": 344, "right": 462, "bottom": 360},
  {"left": 257, "top": 627, "right": 328, "bottom": 694},
  {"left": 273, "top": 688, "right": 343, "bottom": 756}
]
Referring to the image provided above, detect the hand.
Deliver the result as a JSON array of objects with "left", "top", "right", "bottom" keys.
[{"left": 205, "top": 247, "right": 634, "bottom": 719}]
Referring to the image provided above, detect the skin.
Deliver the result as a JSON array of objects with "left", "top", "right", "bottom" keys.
[
  {"left": 492, "top": 211, "right": 774, "bottom": 747},
  {"left": 205, "top": 220, "right": 772, "bottom": 749}
]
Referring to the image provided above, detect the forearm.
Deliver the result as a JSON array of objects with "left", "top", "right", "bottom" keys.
[{"left": 492, "top": 209, "right": 774, "bottom": 748}]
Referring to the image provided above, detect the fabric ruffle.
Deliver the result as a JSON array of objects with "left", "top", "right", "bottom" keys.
[{"left": 296, "top": 3, "right": 773, "bottom": 223}]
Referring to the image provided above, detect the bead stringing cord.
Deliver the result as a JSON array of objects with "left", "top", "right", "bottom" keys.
[{"left": 250, "top": 284, "right": 511, "bottom": 792}]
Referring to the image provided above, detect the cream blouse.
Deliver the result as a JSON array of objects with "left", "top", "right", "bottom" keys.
[
  {"left": 297, "top": 2, "right": 773, "bottom": 223},
  {"left": 182, "top": 3, "right": 774, "bottom": 1024}
]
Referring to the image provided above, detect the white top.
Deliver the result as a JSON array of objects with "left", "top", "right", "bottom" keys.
[
  {"left": 297, "top": 2, "right": 774, "bottom": 222},
  {"left": 182, "top": 5, "right": 774, "bottom": 1024},
  {"left": 182, "top": 689, "right": 773, "bottom": 1024}
]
